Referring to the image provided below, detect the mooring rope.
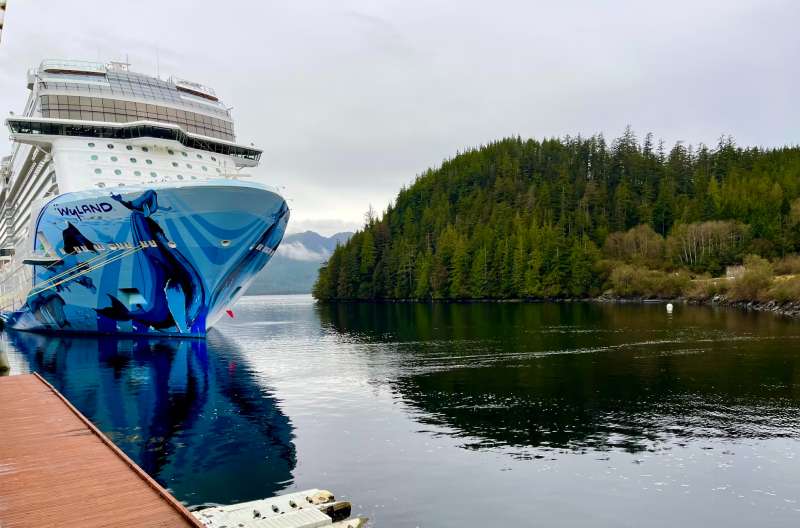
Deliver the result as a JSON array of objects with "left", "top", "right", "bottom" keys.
[
  {"left": 34, "top": 248, "right": 123, "bottom": 287},
  {"left": 29, "top": 245, "right": 145, "bottom": 296}
]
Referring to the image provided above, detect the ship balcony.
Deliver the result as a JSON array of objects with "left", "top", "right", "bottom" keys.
[{"left": 6, "top": 117, "right": 262, "bottom": 167}]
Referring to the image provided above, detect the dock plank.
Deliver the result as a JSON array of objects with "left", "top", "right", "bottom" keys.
[{"left": 0, "top": 373, "right": 202, "bottom": 527}]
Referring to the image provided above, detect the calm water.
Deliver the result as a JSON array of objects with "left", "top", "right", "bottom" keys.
[{"left": 5, "top": 296, "right": 800, "bottom": 527}]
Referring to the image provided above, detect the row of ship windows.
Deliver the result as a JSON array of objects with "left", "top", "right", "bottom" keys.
[
  {"left": 90, "top": 156, "right": 220, "bottom": 173},
  {"left": 40, "top": 107, "right": 232, "bottom": 130},
  {"left": 41, "top": 109, "right": 234, "bottom": 141},
  {"left": 87, "top": 142, "right": 218, "bottom": 162},
  {"left": 40, "top": 95, "right": 230, "bottom": 126},
  {"left": 105, "top": 72, "right": 180, "bottom": 90},
  {"left": 93, "top": 170, "right": 201, "bottom": 181},
  {"left": 92, "top": 155, "right": 152, "bottom": 164},
  {"left": 40, "top": 95, "right": 234, "bottom": 141},
  {"left": 39, "top": 76, "right": 230, "bottom": 118}
]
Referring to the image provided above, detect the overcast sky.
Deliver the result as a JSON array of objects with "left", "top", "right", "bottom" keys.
[{"left": 1, "top": 1, "right": 798, "bottom": 235}]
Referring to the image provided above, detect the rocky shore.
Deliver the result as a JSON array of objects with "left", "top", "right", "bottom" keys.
[
  {"left": 595, "top": 293, "right": 800, "bottom": 319},
  {"left": 698, "top": 295, "right": 800, "bottom": 319}
]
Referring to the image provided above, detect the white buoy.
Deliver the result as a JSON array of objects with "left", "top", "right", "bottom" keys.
[{"left": 666, "top": 303, "right": 674, "bottom": 314}]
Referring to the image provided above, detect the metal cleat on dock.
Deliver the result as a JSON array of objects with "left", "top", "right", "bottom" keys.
[{"left": 193, "top": 488, "right": 368, "bottom": 528}]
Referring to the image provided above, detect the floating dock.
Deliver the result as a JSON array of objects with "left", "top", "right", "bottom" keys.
[
  {"left": 194, "top": 489, "right": 367, "bottom": 527},
  {"left": 0, "top": 373, "right": 367, "bottom": 528}
]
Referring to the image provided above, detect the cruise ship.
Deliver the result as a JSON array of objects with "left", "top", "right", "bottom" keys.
[{"left": 0, "top": 59, "right": 289, "bottom": 336}]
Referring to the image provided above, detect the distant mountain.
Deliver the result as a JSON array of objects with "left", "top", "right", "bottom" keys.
[{"left": 245, "top": 231, "right": 353, "bottom": 295}]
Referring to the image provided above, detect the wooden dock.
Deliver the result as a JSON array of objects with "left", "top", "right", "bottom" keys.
[{"left": 0, "top": 373, "right": 203, "bottom": 527}]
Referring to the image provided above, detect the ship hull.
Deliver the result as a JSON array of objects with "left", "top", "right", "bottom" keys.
[{"left": 1, "top": 180, "right": 288, "bottom": 337}]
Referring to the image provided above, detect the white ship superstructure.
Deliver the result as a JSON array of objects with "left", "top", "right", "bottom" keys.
[{"left": 0, "top": 60, "right": 288, "bottom": 336}]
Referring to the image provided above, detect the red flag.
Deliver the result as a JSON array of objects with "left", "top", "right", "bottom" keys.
[{"left": 226, "top": 309, "right": 234, "bottom": 318}]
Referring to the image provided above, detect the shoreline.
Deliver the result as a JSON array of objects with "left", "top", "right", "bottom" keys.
[
  {"left": 598, "top": 295, "right": 800, "bottom": 319},
  {"left": 312, "top": 295, "right": 800, "bottom": 319}
]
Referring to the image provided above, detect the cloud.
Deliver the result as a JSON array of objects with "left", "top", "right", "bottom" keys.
[
  {"left": 277, "top": 241, "right": 329, "bottom": 262},
  {"left": 2, "top": 0, "right": 798, "bottom": 230}
]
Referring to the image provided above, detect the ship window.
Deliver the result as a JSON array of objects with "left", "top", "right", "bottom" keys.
[
  {"left": 201, "top": 166, "right": 207, "bottom": 171},
  {"left": 190, "top": 175, "right": 197, "bottom": 180},
  {"left": 210, "top": 156, "right": 216, "bottom": 162},
  {"left": 90, "top": 155, "right": 98, "bottom": 161},
  {"left": 114, "top": 169, "right": 122, "bottom": 175},
  {"left": 134, "top": 170, "right": 142, "bottom": 176},
  {"left": 130, "top": 158, "right": 137, "bottom": 163},
  {"left": 181, "top": 152, "right": 188, "bottom": 157},
  {"left": 150, "top": 171, "right": 158, "bottom": 177},
  {"left": 88, "top": 142, "right": 95, "bottom": 148},
  {"left": 172, "top": 162, "right": 179, "bottom": 167},
  {"left": 94, "top": 168, "right": 102, "bottom": 174},
  {"left": 141, "top": 147, "right": 149, "bottom": 152},
  {"left": 177, "top": 174, "right": 184, "bottom": 180},
  {"left": 107, "top": 143, "right": 114, "bottom": 149},
  {"left": 96, "top": 182, "right": 106, "bottom": 188},
  {"left": 118, "top": 183, "right": 124, "bottom": 187},
  {"left": 186, "top": 163, "right": 192, "bottom": 169},
  {"left": 126, "top": 145, "right": 133, "bottom": 151},
  {"left": 168, "top": 149, "right": 174, "bottom": 155},
  {"left": 110, "top": 156, "right": 118, "bottom": 162},
  {"left": 196, "top": 154, "right": 202, "bottom": 159},
  {"left": 144, "top": 159, "right": 152, "bottom": 165}
]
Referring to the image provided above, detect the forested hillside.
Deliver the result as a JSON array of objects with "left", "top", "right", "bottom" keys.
[{"left": 313, "top": 129, "right": 800, "bottom": 301}]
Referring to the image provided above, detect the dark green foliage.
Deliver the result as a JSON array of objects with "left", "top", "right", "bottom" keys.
[{"left": 313, "top": 133, "right": 800, "bottom": 300}]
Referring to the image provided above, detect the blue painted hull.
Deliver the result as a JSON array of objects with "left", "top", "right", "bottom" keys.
[{"left": 2, "top": 180, "right": 288, "bottom": 337}]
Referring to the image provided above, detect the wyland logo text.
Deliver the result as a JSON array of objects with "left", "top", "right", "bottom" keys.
[{"left": 56, "top": 202, "right": 113, "bottom": 220}]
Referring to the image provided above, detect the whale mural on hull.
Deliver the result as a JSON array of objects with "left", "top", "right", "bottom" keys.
[{"left": 1, "top": 182, "right": 288, "bottom": 337}]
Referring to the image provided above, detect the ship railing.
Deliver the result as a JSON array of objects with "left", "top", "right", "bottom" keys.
[
  {"left": 39, "top": 59, "right": 106, "bottom": 75},
  {"left": 7, "top": 117, "right": 262, "bottom": 166}
]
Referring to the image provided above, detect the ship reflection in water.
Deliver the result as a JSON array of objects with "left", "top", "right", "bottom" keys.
[{"left": 4, "top": 330, "right": 295, "bottom": 508}]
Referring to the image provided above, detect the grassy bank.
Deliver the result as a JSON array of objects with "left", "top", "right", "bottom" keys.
[{"left": 603, "top": 254, "right": 800, "bottom": 308}]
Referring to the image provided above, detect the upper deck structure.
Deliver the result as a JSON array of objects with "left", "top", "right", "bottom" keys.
[{"left": 28, "top": 59, "right": 235, "bottom": 140}]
